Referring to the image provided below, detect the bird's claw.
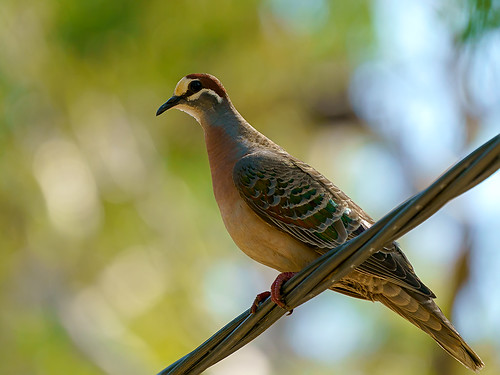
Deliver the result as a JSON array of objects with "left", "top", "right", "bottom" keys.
[
  {"left": 251, "top": 272, "right": 296, "bottom": 314},
  {"left": 251, "top": 291, "right": 271, "bottom": 314},
  {"left": 271, "top": 272, "right": 296, "bottom": 314}
]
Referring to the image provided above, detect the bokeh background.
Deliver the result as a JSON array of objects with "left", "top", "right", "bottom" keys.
[{"left": 1, "top": 0, "right": 499, "bottom": 374}]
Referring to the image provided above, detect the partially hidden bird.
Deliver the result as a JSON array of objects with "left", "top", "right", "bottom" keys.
[{"left": 156, "top": 73, "right": 483, "bottom": 371}]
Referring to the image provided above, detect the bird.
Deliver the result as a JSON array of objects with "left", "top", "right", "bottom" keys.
[{"left": 156, "top": 73, "right": 484, "bottom": 372}]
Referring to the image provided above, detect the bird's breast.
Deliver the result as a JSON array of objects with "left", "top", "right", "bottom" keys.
[
  {"left": 211, "top": 163, "right": 318, "bottom": 272},
  {"left": 204, "top": 124, "right": 318, "bottom": 272}
]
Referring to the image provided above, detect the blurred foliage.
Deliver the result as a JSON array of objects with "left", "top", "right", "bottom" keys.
[
  {"left": 0, "top": 1, "right": 499, "bottom": 375},
  {"left": 461, "top": 0, "right": 500, "bottom": 41}
]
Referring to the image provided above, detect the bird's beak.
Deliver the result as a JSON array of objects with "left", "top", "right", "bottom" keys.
[{"left": 156, "top": 95, "right": 182, "bottom": 116}]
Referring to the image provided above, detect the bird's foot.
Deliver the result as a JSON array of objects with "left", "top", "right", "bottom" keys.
[
  {"left": 250, "top": 272, "right": 296, "bottom": 315},
  {"left": 271, "top": 272, "right": 296, "bottom": 314},
  {"left": 250, "top": 291, "right": 271, "bottom": 314}
]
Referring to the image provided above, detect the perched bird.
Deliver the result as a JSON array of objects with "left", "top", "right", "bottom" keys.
[{"left": 156, "top": 73, "right": 483, "bottom": 371}]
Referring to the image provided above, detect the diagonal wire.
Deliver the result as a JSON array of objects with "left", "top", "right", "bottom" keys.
[{"left": 158, "top": 134, "right": 499, "bottom": 375}]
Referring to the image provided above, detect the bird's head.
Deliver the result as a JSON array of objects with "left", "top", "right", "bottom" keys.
[{"left": 156, "top": 73, "right": 228, "bottom": 122}]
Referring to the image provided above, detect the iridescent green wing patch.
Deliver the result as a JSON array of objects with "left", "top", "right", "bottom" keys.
[{"left": 233, "top": 151, "right": 361, "bottom": 248}]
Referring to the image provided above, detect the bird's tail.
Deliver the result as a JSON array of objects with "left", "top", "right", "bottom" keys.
[{"left": 375, "top": 283, "right": 484, "bottom": 372}]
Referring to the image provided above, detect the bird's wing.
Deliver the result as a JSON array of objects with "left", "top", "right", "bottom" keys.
[{"left": 233, "top": 150, "right": 434, "bottom": 297}]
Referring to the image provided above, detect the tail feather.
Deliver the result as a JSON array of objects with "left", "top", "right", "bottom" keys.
[{"left": 376, "top": 283, "right": 484, "bottom": 372}]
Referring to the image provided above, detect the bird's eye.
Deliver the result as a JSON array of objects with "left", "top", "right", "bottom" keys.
[{"left": 189, "top": 80, "right": 202, "bottom": 93}]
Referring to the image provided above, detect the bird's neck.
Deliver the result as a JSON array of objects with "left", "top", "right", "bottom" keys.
[
  {"left": 201, "top": 102, "right": 282, "bottom": 200},
  {"left": 203, "top": 105, "right": 253, "bottom": 182},
  {"left": 202, "top": 102, "right": 262, "bottom": 159}
]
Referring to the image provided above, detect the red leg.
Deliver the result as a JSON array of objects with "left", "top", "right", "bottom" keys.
[
  {"left": 270, "top": 272, "right": 296, "bottom": 313},
  {"left": 250, "top": 272, "right": 296, "bottom": 314},
  {"left": 251, "top": 291, "right": 271, "bottom": 314}
]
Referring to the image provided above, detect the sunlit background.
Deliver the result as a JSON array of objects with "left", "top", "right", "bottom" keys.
[{"left": 1, "top": 0, "right": 499, "bottom": 374}]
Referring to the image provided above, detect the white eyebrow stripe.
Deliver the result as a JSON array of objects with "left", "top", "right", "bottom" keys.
[{"left": 186, "top": 88, "right": 223, "bottom": 103}]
